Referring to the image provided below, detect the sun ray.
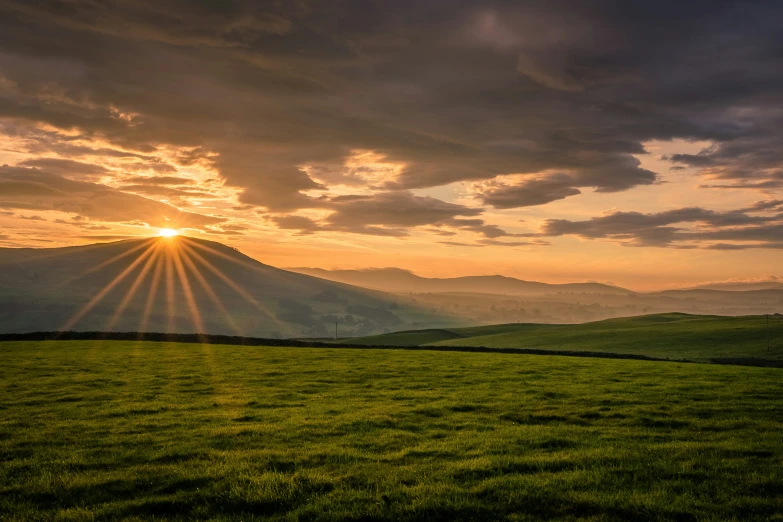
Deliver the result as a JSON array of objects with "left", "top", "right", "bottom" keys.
[
  {"left": 59, "top": 242, "right": 158, "bottom": 332},
  {"left": 139, "top": 246, "right": 165, "bottom": 335},
  {"left": 58, "top": 239, "right": 154, "bottom": 289},
  {"left": 165, "top": 248, "right": 176, "bottom": 333},
  {"left": 181, "top": 242, "right": 278, "bottom": 322},
  {"left": 16, "top": 239, "right": 140, "bottom": 266},
  {"left": 170, "top": 242, "right": 205, "bottom": 336},
  {"left": 182, "top": 238, "right": 261, "bottom": 271},
  {"left": 179, "top": 247, "right": 242, "bottom": 335},
  {"left": 182, "top": 237, "right": 314, "bottom": 294},
  {"left": 105, "top": 242, "right": 162, "bottom": 332}
]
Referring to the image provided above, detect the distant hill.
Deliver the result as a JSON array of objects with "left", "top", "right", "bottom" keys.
[
  {"left": 288, "top": 267, "right": 634, "bottom": 296},
  {"left": 347, "top": 313, "right": 783, "bottom": 362},
  {"left": 653, "top": 288, "right": 783, "bottom": 299},
  {"left": 0, "top": 237, "right": 459, "bottom": 337},
  {"left": 689, "top": 281, "right": 783, "bottom": 291}
]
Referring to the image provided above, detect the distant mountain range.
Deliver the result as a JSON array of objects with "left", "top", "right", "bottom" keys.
[
  {"left": 288, "top": 267, "right": 635, "bottom": 296},
  {"left": 288, "top": 267, "right": 783, "bottom": 296},
  {"left": 688, "top": 281, "right": 783, "bottom": 291},
  {"left": 2, "top": 239, "right": 779, "bottom": 338},
  {"left": 0, "top": 238, "right": 457, "bottom": 337}
]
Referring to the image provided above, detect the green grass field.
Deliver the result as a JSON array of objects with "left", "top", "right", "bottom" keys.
[
  {"left": 2, "top": 340, "right": 783, "bottom": 521},
  {"left": 349, "top": 313, "right": 783, "bottom": 362}
]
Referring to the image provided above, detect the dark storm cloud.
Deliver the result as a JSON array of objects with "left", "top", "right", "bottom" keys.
[
  {"left": 0, "top": 0, "right": 782, "bottom": 221},
  {"left": 540, "top": 203, "right": 783, "bottom": 249},
  {"left": 0, "top": 166, "right": 224, "bottom": 229}
]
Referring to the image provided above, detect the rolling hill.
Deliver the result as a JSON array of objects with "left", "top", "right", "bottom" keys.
[
  {"left": 287, "top": 268, "right": 783, "bottom": 325},
  {"left": 347, "top": 313, "right": 783, "bottom": 362},
  {"left": 288, "top": 267, "right": 634, "bottom": 296},
  {"left": 0, "top": 237, "right": 459, "bottom": 337}
]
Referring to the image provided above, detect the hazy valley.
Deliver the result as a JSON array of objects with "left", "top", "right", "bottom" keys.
[{"left": 292, "top": 267, "right": 783, "bottom": 325}]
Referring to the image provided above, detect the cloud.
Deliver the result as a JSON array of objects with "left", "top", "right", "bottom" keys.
[
  {"left": 266, "top": 191, "right": 525, "bottom": 240},
  {"left": 269, "top": 215, "right": 322, "bottom": 235},
  {"left": 75, "top": 235, "right": 138, "bottom": 241},
  {"left": 540, "top": 203, "right": 783, "bottom": 249},
  {"left": 439, "top": 238, "right": 547, "bottom": 248},
  {"left": 116, "top": 184, "right": 220, "bottom": 200},
  {"left": 0, "top": 3, "right": 750, "bottom": 204},
  {"left": 442, "top": 218, "right": 530, "bottom": 239},
  {"left": 0, "top": 166, "right": 224, "bottom": 229},
  {"left": 669, "top": 134, "right": 783, "bottom": 189},
  {"left": 17, "top": 158, "right": 110, "bottom": 180},
  {"left": 322, "top": 191, "right": 482, "bottom": 236},
  {"left": 0, "top": 0, "right": 781, "bottom": 246},
  {"left": 475, "top": 175, "right": 583, "bottom": 209},
  {"left": 121, "top": 176, "right": 194, "bottom": 185}
]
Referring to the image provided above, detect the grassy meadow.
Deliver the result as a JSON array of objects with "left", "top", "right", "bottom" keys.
[
  {"left": 350, "top": 313, "right": 783, "bottom": 362},
  {"left": 1, "top": 340, "right": 783, "bottom": 520}
]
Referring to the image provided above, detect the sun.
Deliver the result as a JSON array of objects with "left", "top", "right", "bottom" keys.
[{"left": 158, "top": 228, "right": 179, "bottom": 237}]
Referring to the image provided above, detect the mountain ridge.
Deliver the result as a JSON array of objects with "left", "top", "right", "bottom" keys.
[
  {"left": 288, "top": 267, "right": 635, "bottom": 296},
  {"left": 0, "top": 237, "right": 459, "bottom": 337}
]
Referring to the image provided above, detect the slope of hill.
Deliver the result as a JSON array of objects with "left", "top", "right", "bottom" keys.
[
  {"left": 0, "top": 237, "right": 459, "bottom": 337},
  {"left": 348, "top": 313, "right": 783, "bottom": 362},
  {"left": 288, "top": 267, "right": 634, "bottom": 296}
]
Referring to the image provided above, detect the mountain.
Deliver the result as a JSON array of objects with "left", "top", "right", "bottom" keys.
[
  {"left": 287, "top": 267, "right": 634, "bottom": 296},
  {"left": 689, "top": 281, "right": 783, "bottom": 291},
  {"left": 0, "top": 237, "right": 459, "bottom": 337}
]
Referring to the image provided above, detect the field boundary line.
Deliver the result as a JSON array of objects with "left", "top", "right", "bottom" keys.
[{"left": 0, "top": 330, "right": 708, "bottom": 365}]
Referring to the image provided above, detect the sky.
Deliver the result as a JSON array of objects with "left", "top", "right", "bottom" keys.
[{"left": 0, "top": 0, "right": 782, "bottom": 291}]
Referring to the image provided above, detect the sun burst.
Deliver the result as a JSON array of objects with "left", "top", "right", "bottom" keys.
[
  {"left": 58, "top": 235, "right": 286, "bottom": 338},
  {"left": 158, "top": 228, "right": 179, "bottom": 237}
]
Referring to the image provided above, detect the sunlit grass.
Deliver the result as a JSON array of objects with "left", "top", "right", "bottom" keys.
[
  {"left": 351, "top": 313, "right": 783, "bottom": 363},
  {"left": 1, "top": 340, "right": 782, "bottom": 520}
]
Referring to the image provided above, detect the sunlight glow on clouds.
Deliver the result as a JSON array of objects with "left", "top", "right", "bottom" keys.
[
  {"left": 302, "top": 149, "right": 409, "bottom": 193},
  {"left": 0, "top": 0, "right": 781, "bottom": 288}
]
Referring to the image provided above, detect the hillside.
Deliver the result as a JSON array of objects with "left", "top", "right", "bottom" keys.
[
  {"left": 0, "top": 237, "right": 459, "bottom": 337},
  {"left": 348, "top": 313, "right": 783, "bottom": 362},
  {"left": 288, "top": 267, "right": 634, "bottom": 296}
]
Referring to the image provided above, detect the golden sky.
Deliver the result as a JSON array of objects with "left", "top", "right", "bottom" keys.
[{"left": 1, "top": 1, "right": 781, "bottom": 291}]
